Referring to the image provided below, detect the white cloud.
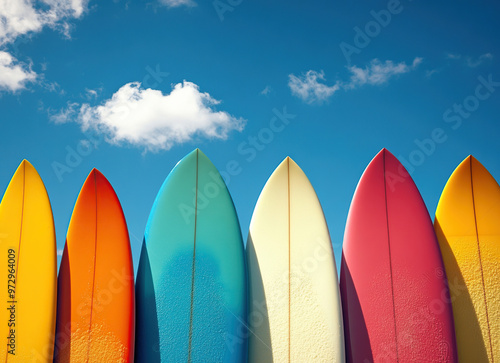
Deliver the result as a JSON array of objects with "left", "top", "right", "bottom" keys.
[
  {"left": 346, "top": 57, "right": 422, "bottom": 88},
  {"left": 425, "top": 69, "right": 439, "bottom": 78},
  {"left": 260, "top": 85, "right": 271, "bottom": 96},
  {"left": 466, "top": 53, "right": 493, "bottom": 68},
  {"left": 289, "top": 58, "right": 422, "bottom": 103},
  {"left": 288, "top": 70, "right": 340, "bottom": 104},
  {"left": 446, "top": 53, "right": 461, "bottom": 60},
  {"left": 50, "top": 101, "right": 79, "bottom": 123},
  {"left": 0, "top": 51, "right": 37, "bottom": 91},
  {"left": 0, "top": 0, "right": 88, "bottom": 45},
  {"left": 84, "top": 87, "right": 102, "bottom": 99},
  {"left": 0, "top": 1, "right": 88, "bottom": 93},
  {"left": 159, "top": 0, "right": 196, "bottom": 8},
  {"left": 57, "top": 248, "right": 63, "bottom": 256},
  {"left": 446, "top": 52, "right": 493, "bottom": 68},
  {"left": 54, "top": 81, "right": 245, "bottom": 152}
]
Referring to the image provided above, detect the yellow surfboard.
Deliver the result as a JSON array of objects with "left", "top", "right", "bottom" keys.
[
  {"left": 435, "top": 156, "right": 500, "bottom": 362},
  {"left": 247, "top": 157, "right": 345, "bottom": 362},
  {"left": 0, "top": 160, "right": 57, "bottom": 362}
]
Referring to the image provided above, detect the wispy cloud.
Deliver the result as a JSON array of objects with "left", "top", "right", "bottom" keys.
[
  {"left": 158, "top": 0, "right": 196, "bottom": 8},
  {"left": 0, "top": 51, "right": 37, "bottom": 92},
  {"left": 84, "top": 87, "right": 101, "bottom": 100},
  {"left": 288, "top": 70, "right": 340, "bottom": 104},
  {"left": 57, "top": 249, "right": 64, "bottom": 256},
  {"left": 52, "top": 81, "right": 246, "bottom": 152},
  {"left": 0, "top": 0, "right": 88, "bottom": 93},
  {"left": 50, "top": 101, "right": 80, "bottom": 123},
  {"left": 289, "top": 57, "right": 422, "bottom": 103},
  {"left": 466, "top": 53, "right": 493, "bottom": 68},
  {"left": 425, "top": 69, "right": 440, "bottom": 78},
  {"left": 346, "top": 58, "right": 422, "bottom": 89},
  {"left": 446, "top": 53, "right": 461, "bottom": 60},
  {"left": 0, "top": 0, "right": 88, "bottom": 45},
  {"left": 260, "top": 85, "right": 272, "bottom": 96},
  {"left": 446, "top": 52, "right": 493, "bottom": 68}
]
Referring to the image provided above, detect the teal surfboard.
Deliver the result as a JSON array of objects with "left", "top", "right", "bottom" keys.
[{"left": 135, "top": 149, "right": 247, "bottom": 362}]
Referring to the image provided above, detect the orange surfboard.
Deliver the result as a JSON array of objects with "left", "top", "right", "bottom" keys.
[{"left": 54, "top": 169, "right": 135, "bottom": 363}]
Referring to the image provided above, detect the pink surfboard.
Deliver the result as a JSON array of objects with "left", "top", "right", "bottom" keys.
[{"left": 340, "top": 149, "right": 457, "bottom": 362}]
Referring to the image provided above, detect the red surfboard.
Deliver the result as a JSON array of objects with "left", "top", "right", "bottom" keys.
[{"left": 340, "top": 149, "right": 457, "bottom": 362}]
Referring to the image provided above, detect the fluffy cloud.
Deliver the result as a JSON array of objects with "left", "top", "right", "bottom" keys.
[
  {"left": 289, "top": 58, "right": 422, "bottom": 103},
  {"left": 0, "top": 51, "right": 37, "bottom": 91},
  {"left": 346, "top": 57, "right": 422, "bottom": 88},
  {"left": 288, "top": 70, "right": 340, "bottom": 104},
  {"left": 0, "top": 0, "right": 87, "bottom": 45},
  {"left": 159, "top": 0, "right": 196, "bottom": 8},
  {"left": 0, "top": 1, "right": 88, "bottom": 93},
  {"left": 53, "top": 81, "right": 245, "bottom": 152}
]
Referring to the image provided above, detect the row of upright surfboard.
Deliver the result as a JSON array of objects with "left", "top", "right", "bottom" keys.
[{"left": 0, "top": 148, "right": 498, "bottom": 362}]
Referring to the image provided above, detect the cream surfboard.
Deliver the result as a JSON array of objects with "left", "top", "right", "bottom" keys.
[
  {"left": 0, "top": 160, "right": 57, "bottom": 362},
  {"left": 247, "top": 157, "right": 345, "bottom": 362}
]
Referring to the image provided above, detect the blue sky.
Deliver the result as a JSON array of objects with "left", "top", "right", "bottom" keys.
[{"left": 1, "top": 0, "right": 499, "bottom": 272}]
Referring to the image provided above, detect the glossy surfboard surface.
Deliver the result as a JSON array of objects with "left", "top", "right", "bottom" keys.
[
  {"left": 340, "top": 149, "right": 457, "bottom": 362},
  {"left": 0, "top": 160, "right": 57, "bottom": 362},
  {"left": 135, "top": 149, "right": 247, "bottom": 362},
  {"left": 54, "top": 169, "right": 135, "bottom": 363},
  {"left": 247, "top": 157, "right": 344, "bottom": 362},
  {"left": 435, "top": 156, "right": 500, "bottom": 362}
]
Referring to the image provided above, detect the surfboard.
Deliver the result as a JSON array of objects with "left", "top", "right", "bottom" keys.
[
  {"left": 247, "top": 157, "right": 344, "bottom": 362},
  {"left": 135, "top": 149, "right": 247, "bottom": 362},
  {"left": 434, "top": 155, "right": 500, "bottom": 362},
  {"left": 0, "top": 160, "right": 57, "bottom": 362},
  {"left": 54, "top": 169, "right": 135, "bottom": 363},
  {"left": 340, "top": 149, "right": 457, "bottom": 362}
]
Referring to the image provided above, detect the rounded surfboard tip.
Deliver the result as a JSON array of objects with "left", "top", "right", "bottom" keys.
[
  {"left": 86, "top": 168, "right": 108, "bottom": 185},
  {"left": 278, "top": 156, "right": 294, "bottom": 169},
  {"left": 184, "top": 148, "right": 205, "bottom": 161},
  {"left": 446, "top": 155, "right": 486, "bottom": 184},
  {"left": 376, "top": 147, "right": 395, "bottom": 158},
  {"left": 20, "top": 158, "right": 31, "bottom": 167},
  {"left": 89, "top": 167, "right": 102, "bottom": 175},
  {"left": 9, "top": 159, "right": 44, "bottom": 190},
  {"left": 14, "top": 159, "right": 33, "bottom": 175},
  {"left": 457, "top": 155, "right": 474, "bottom": 168}
]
